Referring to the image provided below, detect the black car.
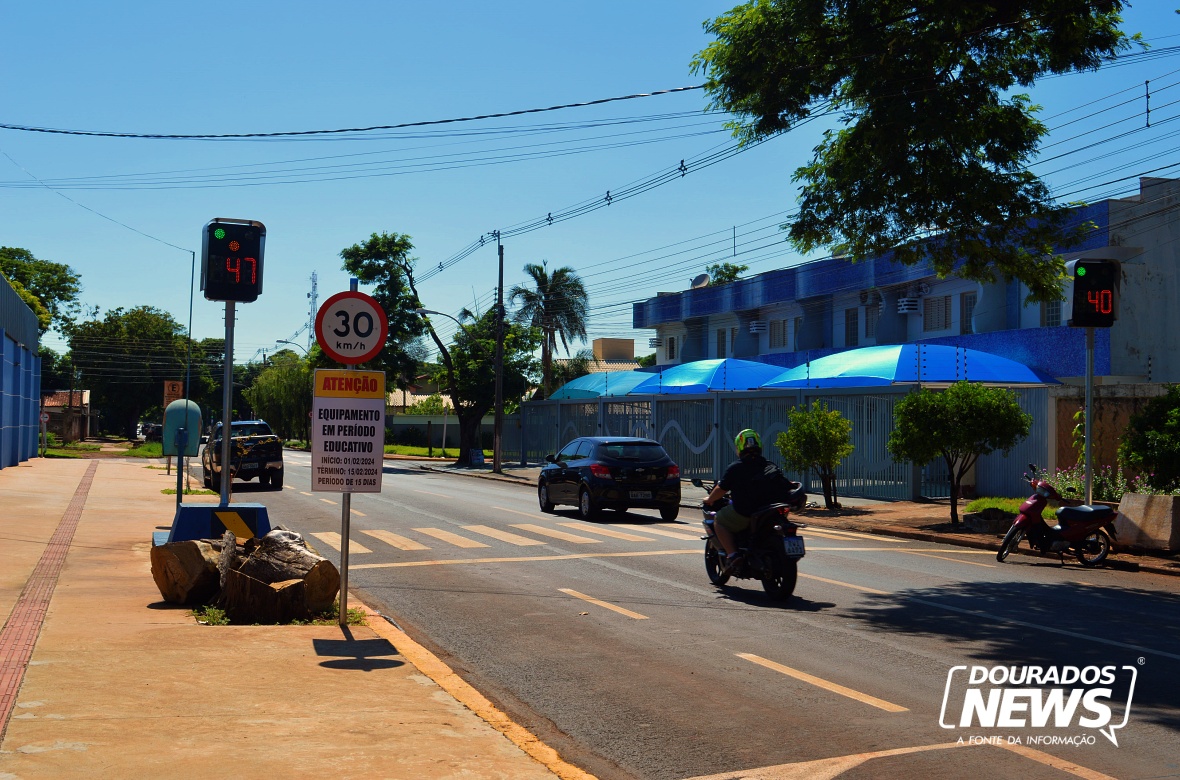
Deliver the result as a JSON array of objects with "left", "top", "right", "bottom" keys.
[
  {"left": 538, "top": 436, "right": 681, "bottom": 521},
  {"left": 201, "top": 419, "right": 285, "bottom": 491}
]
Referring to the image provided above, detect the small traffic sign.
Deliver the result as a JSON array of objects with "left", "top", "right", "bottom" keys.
[
  {"left": 315, "top": 290, "right": 388, "bottom": 364},
  {"left": 40, "top": 412, "right": 49, "bottom": 423}
]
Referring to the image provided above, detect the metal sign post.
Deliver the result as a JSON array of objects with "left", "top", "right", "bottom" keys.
[
  {"left": 220, "top": 301, "right": 235, "bottom": 506},
  {"left": 1084, "top": 327, "right": 1095, "bottom": 505},
  {"left": 39, "top": 411, "right": 48, "bottom": 457}
]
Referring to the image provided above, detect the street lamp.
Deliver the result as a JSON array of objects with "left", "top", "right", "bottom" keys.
[{"left": 276, "top": 339, "right": 308, "bottom": 356}]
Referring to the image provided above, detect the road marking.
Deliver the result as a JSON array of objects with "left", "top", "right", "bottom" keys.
[
  {"left": 805, "top": 546, "right": 995, "bottom": 555},
  {"left": 351, "top": 509, "right": 366, "bottom": 517},
  {"left": 359, "top": 529, "right": 429, "bottom": 551},
  {"left": 494, "top": 506, "right": 551, "bottom": 521},
  {"left": 901, "top": 550, "right": 995, "bottom": 568},
  {"left": 462, "top": 525, "right": 547, "bottom": 546},
  {"left": 414, "top": 489, "right": 451, "bottom": 498},
  {"left": 310, "top": 532, "right": 372, "bottom": 554},
  {"left": 804, "top": 527, "right": 908, "bottom": 543},
  {"left": 997, "top": 741, "right": 1119, "bottom": 779},
  {"left": 319, "top": 498, "right": 338, "bottom": 505},
  {"left": 799, "top": 573, "right": 889, "bottom": 595},
  {"left": 557, "top": 523, "right": 658, "bottom": 541},
  {"left": 738, "top": 653, "right": 908, "bottom": 713},
  {"left": 284, "top": 485, "right": 296, "bottom": 490},
  {"left": 629, "top": 526, "right": 701, "bottom": 541},
  {"left": 413, "top": 527, "right": 491, "bottom": 548},
  {"left": 299, "top": 491, "right": 314, "bottom": 496},
  {"left": 352, "top": 549, "right": 699, "bottom": 569},
  {"left": 559, "top": 588, "right": 648, "bottom": 619},
  {"left": 511, "top": 524, "right": 601, "bottom": 544}
]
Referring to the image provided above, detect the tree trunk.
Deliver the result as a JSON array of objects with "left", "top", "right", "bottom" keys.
[
  {"left": 820, "top": 472, "right": 838, "bottom": 510},
  {"left": 236, "top": 532, "right": 339, "bottom": 613},
  {"left": 454, "top": 410, "right": 486, "bottom": 467},
  {"left": 150, "top": 540, "right": 222, "bottom": 605},
  {"left": 219, "top": 570, "right": 309, "bottom": 624},
  {"left": 949, "top": 479, "right": 961, "bottom": 526}
]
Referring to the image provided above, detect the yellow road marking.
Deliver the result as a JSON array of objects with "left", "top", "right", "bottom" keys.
[
  {"left": 414, "top": 489, "right": 451, "bottom": 498},
  {"left": 557, "top": 523, "right": 657, "bottom": 541},
  {"left": 799, "top": 573, "right": 889, "bottom": 595},
  {"left": 997, "top": 741, "right": 1119, "bottom": 780},
  {"left": 310, "top": 532, "right": 372, "bottom": 554},
  {"left": 463, "top": 525, "right": 547, "bottom": 546},
  {"left": 359, "top": 529, "right": 429, "bottom": 551},
  {"left": 630, "top": 526, "right": 701, "bottom": 541},
  {"left": 738, "top": 653, "right": 908, "bottom": 713},
  {"left": 319, "top": 498, "right": 337, "bottom": 505},
  {"left": 511, "top": 524, "right": 601, "bottom": 544},
  {"left": 414, "top": 527, "right": 490, "bottom": 548},
  {"left": 494, "top": 506, "right": 551, "bottom": 521},
  {"left": 351, "top": 509, "right": 366, "bottom": 517},
  {"left": 352, "top": 549, "right": 699, "bottom": 569},
  {"left": 807, "top": 546, "right": 994, "bottom": 553},
  {"left": 901, "top": 550, "right": 996, "bottom": 568},
  {"left": 299, "top": 491, "right": 314, "bottom": 496},
  {"left": 283, "top": 485, "right": 296, "bottom": 490},
  {"left": 213, "top": 511, "right": 253, "bottom": 540},
  {"left": 805, "top": 527, "right": 908, "bottom": 543},
  {"left": 559, "top": 588, "right": 649, "bottom": 620}
]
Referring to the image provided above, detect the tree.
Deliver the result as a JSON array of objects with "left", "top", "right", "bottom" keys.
[
  {"left": 706, "top": 261, "right": 748, "bottom": 286},
  {"left": 339, "top": 232, "right": 429, "bottom": 388},
  {"left": 887, "top": 382, "right": 1032, "bottom": 525},
  {"left": 403, "top": 393, "right": 451, "bottom": 415},
  {"left": 509, "top": 261, "right": 588, "bottom": 399},
  {"left": 1119, "top": 385, "right": 1180, "bottom": 492},
  {"left": 550, "top": 348, "right": 599, "bottom": 393},
  {"left": 37, "top": 346, "right": 73, "bottom": 393},
  {"left": 692, "top": 2, "right": 1135, "bottom": 303},
  {"left": 243, "top": 352, "right": 313, "bottom": 442},
  {"left": 636, "top": 353, "right": 658, "bottom": 368},
  {"left": 775, "top": 400, "right": 853, "bottom": 510},
  {"left": 0, "top": 247, "right": 84, "bottom": 333}
]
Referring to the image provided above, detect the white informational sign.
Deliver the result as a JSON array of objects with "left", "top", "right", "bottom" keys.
[{"left": 310, "top": 369, "right": 386, "bottom": 493}]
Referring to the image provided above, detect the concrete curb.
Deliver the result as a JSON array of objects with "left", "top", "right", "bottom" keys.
[{"left": 416, "top": 464, "right": 1180, "bottom": 578}]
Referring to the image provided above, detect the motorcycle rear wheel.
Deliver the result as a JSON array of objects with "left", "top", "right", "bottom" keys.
[
  {"left": 704, "top": 543, "right": 730, "bottom": 586},
  {"left": 1075, "top": 531, "right": 1111, "bottom": 567},
  {"left": 997, "top": 526, "right": 1024, "bottom": 562},
  {"left": 762, "top": 552, "right": 798, "bottom": 601}
]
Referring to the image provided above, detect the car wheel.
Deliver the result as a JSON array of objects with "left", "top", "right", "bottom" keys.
[
  {"left": 538, "top": 482, "right": 556, "bottom": 513},
  {"left": 659, "top": 505, "right": 680, "bottom": 522},
  {"left": 202, "top": 467, "right": 212, "bottom": 489},
  {"left": 211, "top": 472, "right": 222, "bottom": 493},
  {"left": 578, "top": 487, "right": 600, "bottom": 520},
  {"left": 257, "top": 472, "right": 270, "bottom": 487},
  {"left": 270, "top": 470, "right": 284, "bottom": 490}
]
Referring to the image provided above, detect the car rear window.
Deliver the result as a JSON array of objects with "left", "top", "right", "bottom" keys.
[
  {"left": 229, "top": 423, "right": 274, "bottom": 437},
  {"left": 597, "top": 443, "right": 668, "bottom": 461}
]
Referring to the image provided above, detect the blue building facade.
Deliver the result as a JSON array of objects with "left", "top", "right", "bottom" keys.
[{"left": 0, "top": 275, "right": 41, "bottom": 468}]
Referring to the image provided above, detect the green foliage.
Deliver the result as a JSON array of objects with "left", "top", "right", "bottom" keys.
[
  {"left": 1118, "top": 385, "right": 1180, "bottom": 491},
  {"left": 1071, "top": 407, "right": 1086, "bottom": 459},
  {"left": 0, "top": 246, "right": 84, "bottom": 333},
  {"left": 550, "top": 348, "right": 599, "bottom": 392},
  {"left": 123, "top": 441, "right": 163, "bottom": 458},
  {"left": 775, "top": 400, "right": 853, "bottom": 509},
  {"left": 243, "top": 352, "right": 312, "bottom": 441},
  {"left": 692, "top": 1, "right": 1135, "bottom": 303},
  {"left": 192, "top": 606, "right": 230, "bottom": 625},
  {"left": 339, "top": 232, "right": 429, "bottom": 386},
  {"left": 509, "top": 261, "right": 588, "bottom": 398},
  {"left": 636, "top": 353, "right": 657, "bottom": 368},
  {"left": 964, "top": 496, "right": 1057, "bottom": 521},
  {"left": 888, "top": 382, "right": 1032, "bottom": 523},
  {"left": 706, "top": 261, "right": 748, "bottom": 285},
  {"left": 428, "top": 308, "right": 540, "bottom": 418},
  {"left": 403, "top": 393, "right": 451, "bottom": 415}
]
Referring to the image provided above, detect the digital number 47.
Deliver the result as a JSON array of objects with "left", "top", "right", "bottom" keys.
[{"left": 226, "top": 257, "right": 257, "bottom": 283}]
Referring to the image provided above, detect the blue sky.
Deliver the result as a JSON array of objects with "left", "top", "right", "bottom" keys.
[{"left": 3, "top": 1, "right": 1178, "bottom": 368}]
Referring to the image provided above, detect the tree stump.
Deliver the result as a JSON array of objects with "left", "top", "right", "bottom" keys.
[
  {"left": 235, "top": 531, "right": 340, "bottom": 613},
  {"left": 219, "top": 570, "right": 309, "bottom": 624},
  {"left": 150, "top": 540, "right": 222, "bottom": 605}
]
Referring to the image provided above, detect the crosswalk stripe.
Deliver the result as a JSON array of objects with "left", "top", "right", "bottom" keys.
[
  {"left": 630, "top": 526, "right": 701, "bottom": 541},
  {"left": 509, "top": 524, "right": 601, "bottom": 544},
  {"left": 493, "top": 506, "right": 550, "bottom": 521},
  {"left": 310, "top": 532, "right": 372, "bottom": 554},
  {"left": 414, "top": 528, "right": 490, "bottom": 548},
  {"left": 360, "top": 529, "right": 429, "bottom": 551},
  {"left": 462, "top": 525, "right": 547, "bottom": 546},
  {"left": 556, "top": 523, "right": 658, "bottom": 542}
]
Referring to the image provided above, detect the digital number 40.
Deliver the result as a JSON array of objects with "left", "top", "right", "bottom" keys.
[{"left": 1087, "top": 289, "right": 1113, "bottom": 314}]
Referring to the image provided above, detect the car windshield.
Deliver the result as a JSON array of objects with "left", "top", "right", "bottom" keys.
[
  {"left": 598, "top": 443, "right": 667, "bottom": 461},
  {"left": 227, "top": 423, "right": 273, "bottom": 437}
]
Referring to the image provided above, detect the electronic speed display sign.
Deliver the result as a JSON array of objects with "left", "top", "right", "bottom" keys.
[
  {"left": 1067, "top": 259, "right": 1121, "bottom": 328},
  {"left": 202, "top": 219, "right": 266, "bottom": 302}
]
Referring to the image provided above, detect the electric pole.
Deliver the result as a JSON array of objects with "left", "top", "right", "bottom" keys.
[{"left": 493, "top": 238, "right": 505, "bottom": 474}]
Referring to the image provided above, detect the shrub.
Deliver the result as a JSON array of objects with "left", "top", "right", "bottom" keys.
[{"left": 1118, "top": 385, "right": 1180, "bottom": 492}]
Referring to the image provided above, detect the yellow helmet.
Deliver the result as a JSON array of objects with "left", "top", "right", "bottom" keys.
[{"left": 734, "top": 428, "right": 761, "bottom": 453}]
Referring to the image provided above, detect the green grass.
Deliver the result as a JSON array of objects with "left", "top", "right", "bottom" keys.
[
  {"left": 123, "top": 441, "right": 163, "bottom": 458},
  {"left": 383, "top": 444, "right": 491, "bottom": 458},
  {"left": 162, "top": 487, "right": 218, "bottom": 495},
  {"left": 43, "top": 448, "right": 82, "bottom": 459},
  {"left": 60, "top": 442, "right": 101, "bottom": 452},
  {"left": 965, "top": 496, "right": 1056, "bottom": 520},
  {"left": 191, "top": 602, "right": 366, "bottom": 626},
  {"left": 192, "top": 606, "right": 230, "bottom": 625}
]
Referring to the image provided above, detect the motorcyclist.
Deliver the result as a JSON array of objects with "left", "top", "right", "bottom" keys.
[{"left": 705, "top": 429, "right": 786, "bottom": 572}]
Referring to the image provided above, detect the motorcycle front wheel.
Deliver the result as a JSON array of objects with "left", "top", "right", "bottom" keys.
[
  {"left": 997, "top": 526, "right": 1024, "bottom": 562},
  {"left": 1075, "top": 531, "right": 1111, "bottom": 567},
  {"left": 704, "top": 543, "right": 730, "bottom": 586},
  {"left": 762, "top": 551, "right": 798, "bottom": 601}
]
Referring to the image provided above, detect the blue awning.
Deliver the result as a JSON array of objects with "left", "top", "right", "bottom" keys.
[
  {"left": 547, "top": 370, "right": 655, "bottom": 399},
  {"left": 629, "top": 359, "right": 787, "bottom": 395}
]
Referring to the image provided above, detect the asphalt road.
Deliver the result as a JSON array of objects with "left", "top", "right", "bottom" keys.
[{"left": 216, "top": 453, "right": 1180, "bottom": 780}]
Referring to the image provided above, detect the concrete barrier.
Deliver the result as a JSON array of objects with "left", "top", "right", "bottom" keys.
[{"left": 1115, "top": 493, "right": 1180, "bottom": 552}]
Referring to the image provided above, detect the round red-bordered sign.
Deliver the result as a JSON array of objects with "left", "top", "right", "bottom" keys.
[{"left": 315, "top": 290, "right": 389, "bottom": 365}]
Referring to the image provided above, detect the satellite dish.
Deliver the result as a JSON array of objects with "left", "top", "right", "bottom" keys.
[{"left": 691, "top": 273, "right": 710, "bottom": 289}]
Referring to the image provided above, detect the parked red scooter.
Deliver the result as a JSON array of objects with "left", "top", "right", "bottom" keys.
[{"left": 996, "top": 463, "right": 1119, "bottom": 567}]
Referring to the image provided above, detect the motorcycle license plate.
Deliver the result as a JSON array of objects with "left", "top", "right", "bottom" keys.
[
  {"left": 784, "top": 537, "right": 805, "bottom": 558},
  {"left": 629, "top": 490, "right": 652, "bottom": 500}
]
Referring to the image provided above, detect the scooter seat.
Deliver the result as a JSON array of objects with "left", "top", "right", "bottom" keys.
[{"left": 1056, "top": 504, "right": 1114, "bottom": 524}]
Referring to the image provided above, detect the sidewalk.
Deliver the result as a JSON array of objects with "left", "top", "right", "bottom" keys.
[
  {"left": 413, "top": 461, "right": 1180, "bottom": 578},
  {"left": 0, "top": 458, "right": 587, "bottom": 779}
]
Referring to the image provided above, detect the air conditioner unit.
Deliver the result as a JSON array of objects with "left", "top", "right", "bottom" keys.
[
  {"left": 897, "top": 297, "right": 920, "bottom": 314},
  {"left": 648, "top": 337, "right": 664, "bottom": 348},
  {"left": 859, "top": 289, "right": 882, "bottom": 306},
  {"left": 748, "top": 320, "right": 768, "bottom": 334}
]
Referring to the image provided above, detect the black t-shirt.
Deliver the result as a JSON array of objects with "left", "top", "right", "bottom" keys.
[{"left": 719, "top": 455, "right": 787, "bottom": 516}]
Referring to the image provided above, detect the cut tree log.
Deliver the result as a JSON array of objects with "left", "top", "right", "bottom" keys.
[
  {"left": 219, "top": 570, "right": 308, "bottom": 624},
  {"left": 235, "top": 531, "right": 340, "bottom": 613},
  {"left": 150, "top": 540, "right": 222, "bottom": 605}
]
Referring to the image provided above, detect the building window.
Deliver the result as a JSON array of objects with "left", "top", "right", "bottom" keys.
[
  {"left": 666, "top": 336, "right": 676, "bottom": 361},
  {"left": 731, "top": 327, "right": 738, "bottom": 354},
  {"left": 845, "top": 308, "right": 859, "bottom": 347},
  {"left": 865, "top": 304, "right": 879, "bottom": 340},
  {"left": 1041, "top": 299, "right": 1062, "bottom": 328},
  {"left": 769, "top": 319, "right": 787, "bottom": 349},
  {"left": 717, "top": 329, "right": 727, "bottom": 358},
  {"left": 793, "top": 316, "right": 803, "bottom": 350},
  {"left": 923, "top": 295, "right": 952, "bottom": 332},
  {"left": 961, "top": 292, "right": 977, "bottom": 334}
]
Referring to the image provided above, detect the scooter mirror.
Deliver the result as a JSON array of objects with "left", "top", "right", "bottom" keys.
[
  {"left": 690, "top": 478, "right": 704, "bottom": 488},
  {"left": 1028, "top": 463, "right": 1038, "bottom": 474}
]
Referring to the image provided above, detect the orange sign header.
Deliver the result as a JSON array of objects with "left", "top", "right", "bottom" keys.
[{"left": 313, "top": 370, "right": 385, "bottom": 399}]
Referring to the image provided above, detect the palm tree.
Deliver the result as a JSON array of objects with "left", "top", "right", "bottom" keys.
[{"left": 510, "top": 261, "right": 588, "bottom": 398}]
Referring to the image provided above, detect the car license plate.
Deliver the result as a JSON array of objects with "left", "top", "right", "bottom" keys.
[
  {"left": 784, "top": 537, "right": 805, "bottom": 557},
  {"left": 241, "top": 463, "right": 258, "bottom": 470},
  {"left": 629, "top": 490, "right": 652, "bottom": 500}
]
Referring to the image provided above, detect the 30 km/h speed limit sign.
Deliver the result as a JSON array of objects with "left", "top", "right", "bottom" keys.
[{"left": 315, "top": 291, "right": 389, "bottom": 364}]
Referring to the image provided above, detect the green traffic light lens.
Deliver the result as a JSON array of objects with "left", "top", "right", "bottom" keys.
[
  {"left": 214, "top": 228, "right": 225, "bottom": 240},
  {"left": 1077, "top": 266, "right": 1087, "bottom": 277}
]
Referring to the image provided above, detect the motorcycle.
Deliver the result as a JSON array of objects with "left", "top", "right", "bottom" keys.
[
  {"left": 996, "top": 463, "right": 1119, "bottom": 567},
  {"left": 690, "top": 477, "right": 808, "bottom": 600}
]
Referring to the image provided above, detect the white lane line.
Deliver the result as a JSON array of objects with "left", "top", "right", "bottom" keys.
[
  {"left": 351, "top": 509, "right": 367, "bottom": 517},
  {"left": 559, "top": 588, "right": 648, "bottom": 620},
  {"left": 799, "top": 573, "right": 890, "bottom": 595},
  {"left": 413, "top": 527, "right": 491, "bottom": 549},
  {"left": 630, "top": 526, "right": 701, "bottom": 541},
  {"left": 510, "top": 524, "right": 601, "bottom": 544},
  {"left": 359, "top": 529, "right": 429, "bottom": 551},
  {"left": 462, "top": 525, "right": 547, "bottom": 546},
  {"left": 738, "top": 653, "right": 908, "bottom": 713},
  {"left": 493, "top": 506, "right": 551, "bottom": 521},
  {"left": 299, "top": 491, "right": 314, "bottom": 496},
  {"left": 557, "top": 523, "right": 658, "bottom": 542},
  {"left": 319, "top": 498, "right": 337, "bottom": 505},
  {"left": 414, "top": 489, "right": 452, "bottom": 498},
  {"left": 310, "top": 532, "right": 372, "bottom": 554},
  {"left": 900, "top": 550, "right": 996, "bottom": 568}
]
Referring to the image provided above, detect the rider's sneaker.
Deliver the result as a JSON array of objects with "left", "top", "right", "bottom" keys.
[{"left": 722, "top": 554, "right": 742, "bottom": 575}]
